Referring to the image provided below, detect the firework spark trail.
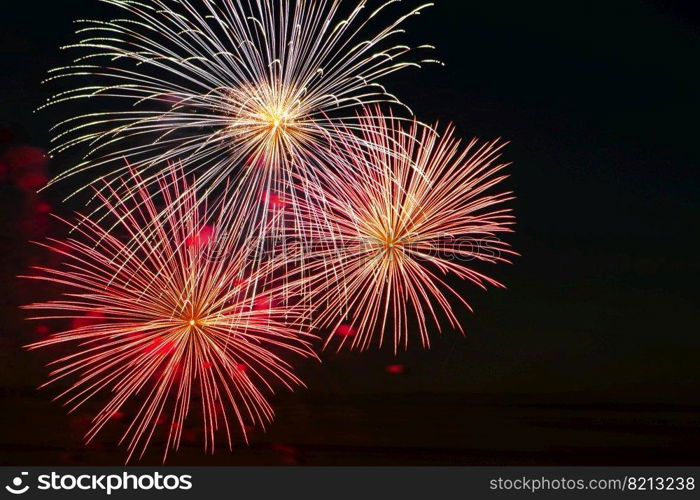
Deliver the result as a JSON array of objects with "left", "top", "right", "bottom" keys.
[
  {"left": 293, "top": 109, "right": 517, "bottom": 352},
  {"left": 22, "top": 167, "right": 316, "bottom": 463},
  {"left": 41, "top": 0, "right": 440, "bottom": 245}
]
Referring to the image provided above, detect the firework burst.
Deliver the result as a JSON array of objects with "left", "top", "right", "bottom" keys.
[
  {"left": 42, "top": 0, "right": 439, "bottom": 230},
  {"left": 295, "top": 110, "right": 516, "bottom": 352},
  {"left": 22, "top": 167, "right": 316, "bottom": 462}
]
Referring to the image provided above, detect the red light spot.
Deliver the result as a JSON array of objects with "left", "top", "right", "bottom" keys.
[
  {"left": 4, "top": 146, "right": 47, "bottom": 170},
  {"left": 235, "top": 363, "right": 247, "bottom": 373},
  {"left": 272, "top": 444, "right": 299, "bottom": 465},
  {"left": 69, "top": 414, "right": 93, "bottom": 435},
  {"left": 3, "top": 146, "right": 49, "bottom": 192},
  {"left": 35, "top": 325, "right": 50, "bottom": 335},
  {"left": 16, "top": 173, "right": 48, "bottom": 192},
  {"left": 202, "top": 361, "right": 213, "bottom": 370},
  {"left": 144, "top": 337, "right": 170, "bottom": 354},
  {"left": 336, "top": 324, "right": 357, "bottom": 337},
  {"left": 254, "top": 296, "right": 275, "bottom": 311},
  {"left": 144, "top": 341, "right": 159, "bottom": 353},
  {"left": 71, "top": 311, "right": 105, "bottom": 330},
  {"left": 272, "top": 444, "right": 297, "bottom": 455},
  {"left": 34, "top": 202, "right": 52, "bottom": 214},
  {"left": 157, "top": 340, "right": 175, "bottom": 355},
  {"left": 386, "top": 364, "right": 405, "bottom": 375},
  {"left": 261, "top": 191, "right": 287, "bottom": 210},
  {"left": 110, "top": 411, "right": 126, "bottom": 421},
  {"left": 186, "top": 225, "right": 215, "bottom": 248}
]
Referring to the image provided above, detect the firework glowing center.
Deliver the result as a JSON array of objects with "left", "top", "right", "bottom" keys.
[
  {"left": 261, "top": 107, "right": 294, "bottom": 138},
  {"left": 223, "top": 82, "right": 308, "bottom": 165},
  {"left": 260, "top": 101, "right": 294, "bottom": 132},
  {"left": 366, "top": 225, "right": 411, "bottom": 262},
  {"left": 359, "top": 198, "right": 430, "bottom": 265}
]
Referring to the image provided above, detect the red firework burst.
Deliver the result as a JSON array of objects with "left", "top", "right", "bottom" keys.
[
  {"left": 296, "top": 109, "right": 517, "bottom": 352},
  {"left": 22, "top": 167, "right": 316, "bottom": 462}
]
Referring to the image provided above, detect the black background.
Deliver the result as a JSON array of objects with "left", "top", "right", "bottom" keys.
[{"left": 0, "top": 0, "right": 698, "bottom": 465}]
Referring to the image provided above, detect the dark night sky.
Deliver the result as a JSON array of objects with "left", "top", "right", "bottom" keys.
[{"left": 0, "top": 0, "right": 699, "bottom": 465}]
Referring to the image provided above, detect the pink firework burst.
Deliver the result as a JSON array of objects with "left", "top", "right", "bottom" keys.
[
  {"left": 22, "top": 167, "right": 316, "bottom": 462},
  {"left": 296, "top": 109, "right": 517, "bottom": 352}
]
